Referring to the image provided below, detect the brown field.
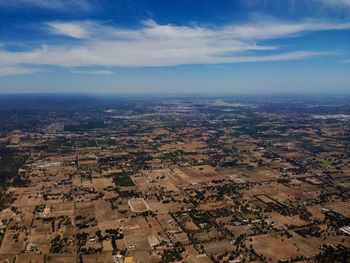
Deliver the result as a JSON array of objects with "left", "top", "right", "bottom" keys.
[
  {"left": 145, "top": 216, "right": 165, "bottom": 236},
  {"left": 76, "top": 202, "right": 95, "bottom": 217},
  {"left": 128, "top": 198, "right": 149, "bottom": 213},
  {"left": 255, "top": 194, "right": 277, "bottom": 204},
  {"left": 267, "top": 212, "right": 307, "bottom": 227},
  {"left": 91, "top": 177, "right": 114, "bottom": 190},
  {"left": 17, "top": 206, "right": 34, "bottom": 227},
  {"left": 93, "top": 200, "right": 117, "bottom": 222},
  {"left": 159, "top": 141, "right": 206, "bottom": 152},
  {"left": 184, "top": 220, "right": 200, "bottom": 231},
  {"left": 128, "top": 250, "right": 157, "bottom": 263},
  {"left": 81, "top": 253, "right": 114, "bottom": 263},
  {"left": 98, "top": 219, "right": 122, "bottom": 232},
  {"left": 181, "top": 165, "right": 217, "bottom": 178},
  {"left": 185, "top": 245, "right": 212, "bottom": 263},
  {"left": 288, "top": 234, "right": 321, "bottom": 257},
  {"left": 246, "top": 234, "right": 303, "bottom": 263},
  {"left": 203, "top": 240, "right": 235, "bottom": 255},
  {"left": 307, "top": 205, "right": 325, "bottom": 220},
  {"left": 156, "top": 213, "right": 182, "bottom": 234},
  {"left": 50, "top": 202, "right": 74, "bottom": 217},
  {"left": 29, "top": 227, "right": 53, "bottom": 253},
  {"left": 194, "top": 229, "right": 223, "bottom": 243},
  {"left": 17, "top": 254, "right": 45, "bottom": 263},
  {"left": 199, "top": 201, "right": 228, "bottom": 210},
  {"left": 46, "top": 254, "right": 76, "bottom": 263},
  {"left": 0, "top": 230, "right": 26, "bottom": 254},
  {"left": 10, "top": 188, "right": 46, "bottom": 207},
  {"left": 325, "top": 201, "right": 350, "bottom": 217},
  {"left": 0, "top": 254, "right": 17, "bottom": 262},
  {"left": 226, "top": 225, "right": 254, "bottom": 237},
  {"left": 124, "top": 226, "right": 149, "bottom": 250},
  {"left": 225, "top": 167, "right": 279, "bottom": 183},
  {"left": 102, "top": 240, "right": 114, "bottom": 252},
  {"left": 162, "top": 181, "right": 180, "bottom": 192},
  {"left": 245, "top": 183, "right": 319, "bottom": 202}
]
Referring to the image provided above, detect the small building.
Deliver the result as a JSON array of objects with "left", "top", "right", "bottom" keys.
[
  {"left": 147, "top": 235, "right": 160, "bottom": 247},
  {"left": 26, "top": 242, "right": 37, "bottom": 252},
  {"left": 339, "top": 226, "right": 350, "bottom": 235},
  {"left": 39, "top": 207, "right": 52, "bottom": 218}
]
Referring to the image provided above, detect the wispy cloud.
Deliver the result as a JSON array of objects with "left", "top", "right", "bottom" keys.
[
  {"left": 71, "top": 69, "right": 114, "bottom": 74},
  {"left": 47, "top": 21, "right": 92, "bottom": 39},
  {"left": 0, "top": 0, "right": 92, "bottom": 12},
  {"left": 315, "top": 0, "right": 350, "bottom": 8},
  {"left": 0, "top": 18, "right": 349, "bottom": 76},
  {"left": 0, "top": 66, "right": 40, "bottom": 77},
  {"left": 341, "top": 59, "right": 350, "bottom": 63},
  {"left": 223, "top": 19, "right": 350, "bottom": 40}
]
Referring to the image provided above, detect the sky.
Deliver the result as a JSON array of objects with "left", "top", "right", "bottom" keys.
[{"left": 0, "top": 0, "right": 349, "bottom": 94}]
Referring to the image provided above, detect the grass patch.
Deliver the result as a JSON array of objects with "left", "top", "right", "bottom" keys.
[{"left": 112, "top": 173, "right": 135, "bottom": 187}]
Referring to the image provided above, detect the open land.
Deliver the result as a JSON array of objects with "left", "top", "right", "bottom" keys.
[{"left": 0, "top": 95, "right": 349, "bottom": 263}]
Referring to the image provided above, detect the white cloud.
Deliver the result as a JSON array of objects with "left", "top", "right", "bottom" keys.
[
  {"left": 0, "top": 0, "right": 92, "bottom": 11},
  {"left": 47, "top": 21, "right": 91, "bottom": 39},
  {"left": 0, "top": 19, "right": 349, "bottom": 76},
  {"left": 224, "top": 20, "right": 350, "bottom": 40},
  {"left": 0, "top": 66, "right": 40, "bottom": 77},
  {"left": 71, "top": 69, "right": 114, "bottom": 74}
]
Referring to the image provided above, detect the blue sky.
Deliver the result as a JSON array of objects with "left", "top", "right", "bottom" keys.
[{"left": 0, "top": 0, "right": 349, "bottom": 94}]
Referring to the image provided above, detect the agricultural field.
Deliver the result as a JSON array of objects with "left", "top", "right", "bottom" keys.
[{"left": 0, "top": 96, "right": 349, "bottom": 262}]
